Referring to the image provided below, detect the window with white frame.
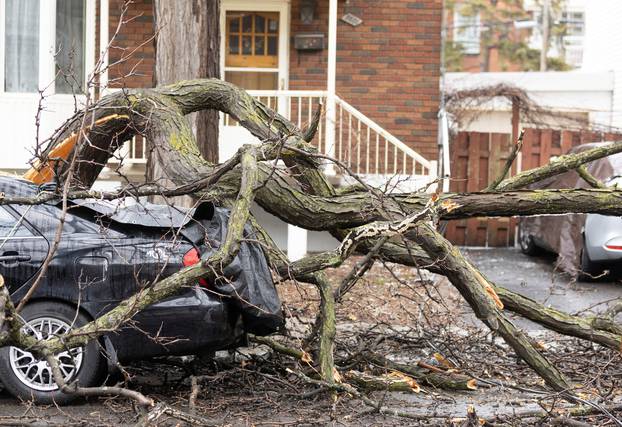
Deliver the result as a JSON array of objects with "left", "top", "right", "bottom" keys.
[
  {"left": 453, "top": 10, "right": 481, "bottom": 55},
  {"left": 561, "top": 11, "right": 584, "bottom": 37},
  {"left": 3, "top": 0, "right": 88, "bottom": 94}
]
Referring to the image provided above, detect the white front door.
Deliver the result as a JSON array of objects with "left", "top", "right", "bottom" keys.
[{"left": 219, "top": 1, "right": 290, "bottom": 162}]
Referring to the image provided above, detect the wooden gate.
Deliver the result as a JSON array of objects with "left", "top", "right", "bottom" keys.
[{"left": 444, "top": 129, "right": 621, "bottom": 246}]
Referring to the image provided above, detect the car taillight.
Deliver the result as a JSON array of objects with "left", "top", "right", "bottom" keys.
[
  {"left": 183, "top": 247, "right": 200, "bottom": 266},
  {"left": 183, "top": 248, "right": 209, "bottom": 287},
  {"left": 605, "top": 245, "right": 622, "bottom": 251}
]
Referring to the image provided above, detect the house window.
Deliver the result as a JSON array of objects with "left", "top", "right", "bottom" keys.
[
  {"left": 4, "top": 0, "right": 40, "bottom": 92},
  {"left": 3, "top": 0, "right": 87, "bottom": 94},
  {"left": 561, "top": 11, "right": 584, "bottom": 37},
  {"left": 55, "top": 0, "right": 86, "bottom": 94},
  {"left": 453, "top": 10, "right": 481, "bottom": 55}
]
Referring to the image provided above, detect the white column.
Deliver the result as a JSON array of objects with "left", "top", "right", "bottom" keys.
[
  {"left": 39, "top": 0, "right": 56, "bottom": 94},
  {"left": 85, "top": 0, "right": 96, "bottom": 97},
  {"left": 99, "top": 0, "right": 110, "bottom": 91},
  {"left": 287, "top": 224, "right": 308, "bottom": 261},
  {"left": 325, "top": 0, "right": 338, "bottom": 166}
]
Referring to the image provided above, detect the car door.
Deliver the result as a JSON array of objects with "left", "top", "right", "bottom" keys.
[{"left": 0, "top": 206, "right": 49, "bottom": 292}]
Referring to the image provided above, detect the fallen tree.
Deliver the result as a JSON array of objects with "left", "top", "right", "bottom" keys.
[{"left": 2, "top": 78, "right": 622, "bottom": 418}]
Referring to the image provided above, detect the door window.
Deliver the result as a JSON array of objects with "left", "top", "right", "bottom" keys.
[
  {"left": 225, "top": 11, "right": 279, "bottom": 90},
  {"left": 0, "top": 208, "right": 34, "bottom": 238},
  {"left": 226, "top": 11, "right": 278, "bottom": 68}
]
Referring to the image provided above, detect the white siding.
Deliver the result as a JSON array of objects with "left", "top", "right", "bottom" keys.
[{"left": 582, "top": 0, "right": 622, "bottom": 128}]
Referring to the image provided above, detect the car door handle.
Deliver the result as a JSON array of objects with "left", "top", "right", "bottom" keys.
[{"left": 0, "top": 252, "right": 31, "bottom": 263}]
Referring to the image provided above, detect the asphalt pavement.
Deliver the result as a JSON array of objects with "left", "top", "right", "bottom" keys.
[{"left": 462, "top": 247, "right": 622, "bottom": 329}]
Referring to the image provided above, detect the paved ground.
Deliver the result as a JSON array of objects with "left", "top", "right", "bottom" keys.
[
  {"left": 463, "top": 247, "right": 622, "bottom": 329},
  {"left": 0, "top": 247, "right": 620, "bottom": 425}
]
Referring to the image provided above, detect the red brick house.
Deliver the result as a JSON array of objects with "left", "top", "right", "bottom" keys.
[
  {"left": 0, "top": 0, "right": 442, "bottom": 257},
  {"left": 100, "top": 0, "right": 441, "bottom": 170}
]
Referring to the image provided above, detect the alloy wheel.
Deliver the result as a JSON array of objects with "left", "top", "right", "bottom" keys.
[{"left": 8, "top": 317, "right": 83, "bottom": 392}]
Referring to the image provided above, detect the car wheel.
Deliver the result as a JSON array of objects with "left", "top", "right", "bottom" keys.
[
  {"left": 0, "top": 301, "right": 104, "bottom": 405},
  {"left": 519, "top": 229, "right": 539, "bottom": 256},
  {"left": 579, "top": 248, "right": 607, "bottom": 281}
]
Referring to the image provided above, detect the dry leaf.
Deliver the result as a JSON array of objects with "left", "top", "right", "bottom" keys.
[{"left": 301, "top": 351, "right": 313, "bottom": 364}]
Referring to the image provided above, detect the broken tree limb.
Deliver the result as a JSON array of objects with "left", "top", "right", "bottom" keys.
[
  {"left": 286, "top": 368, "right": 433, "bottom": 421},
  {"left": 410, "top": 224, "right": 572, "bottom": 392},
  {"left": 45, "top": 353, "right": 155, "bottom": 407},
  {"left": 495, "top": 140, "right": 622, "bottom": 191},
  {"left": 248, "top": 335, "right": 309, "bottom": 361},
  {"left": 495, "top": 286, "right": 622, "bottom": 351},
  {"left": 346, "top": 370, "right": 421, "bottom": 393},
  {"left": 363, "top": 352, "right": 478, "bottom": 391},
  {"left": 310, "top": 272, "right": 336, "bottom": 384}
]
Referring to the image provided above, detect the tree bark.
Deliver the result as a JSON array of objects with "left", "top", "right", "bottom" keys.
[
  {"left": 153, "top": 0, "right": 220, "bottom": 165},
  {"left": 29, "top": 78, "right": 622, "bottom": 394}
]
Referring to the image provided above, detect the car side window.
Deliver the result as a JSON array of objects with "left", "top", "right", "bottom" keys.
[{"left": 0, "top": 208, "right": 34, "bottom": 238}]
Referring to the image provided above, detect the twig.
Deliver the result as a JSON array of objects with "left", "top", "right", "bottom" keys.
[
  {"left": 576, "top": 164, "right": 606, "bottom": 189},
  {"left": 189, "top": 375, "right": 200, "bottom": 415},
  {"left": 486, "top": 129, "right": 524, "bottom": 191}
]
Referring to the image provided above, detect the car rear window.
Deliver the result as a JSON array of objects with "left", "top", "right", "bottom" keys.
[{"left": 0, "top": 207, "right": 34, "bottom": 238}]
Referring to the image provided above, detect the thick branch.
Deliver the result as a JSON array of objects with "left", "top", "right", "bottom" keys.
[
  {"left": 496, "top": 140, "right": 622, "bottom": 191},
  {"left": 409, "top": 224, "right": 571, "bottom": 391}
]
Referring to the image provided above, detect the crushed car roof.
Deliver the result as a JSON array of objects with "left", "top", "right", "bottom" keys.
[{"left": 0, "top": 176, "right": 214, "bottom": 229}]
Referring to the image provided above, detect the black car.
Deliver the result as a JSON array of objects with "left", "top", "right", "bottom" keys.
[{"left": 0, "top": 176, "right": 283, "bottom": 404}]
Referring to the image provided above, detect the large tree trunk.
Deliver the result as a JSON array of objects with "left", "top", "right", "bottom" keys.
[{"left": 152, "top": 0, "right": 220, "bottom": 167}]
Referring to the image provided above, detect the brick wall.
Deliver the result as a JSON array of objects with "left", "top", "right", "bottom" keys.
[
  {"left": 103, "top": 0, "right": 441, "bottom": 160},
  {"left": 290, "top": 0, "right": 441, "bottom": 160},
  {"left": 108, "top": 0, "right": 155, "bottom": 88}
]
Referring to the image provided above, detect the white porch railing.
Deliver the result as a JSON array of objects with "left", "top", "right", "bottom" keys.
[
  {"left": 222, "top": 90, "right": 436, "bottom": 178},
  {"left": 117, "top": 90, "right": 436, "bottom": 183}
]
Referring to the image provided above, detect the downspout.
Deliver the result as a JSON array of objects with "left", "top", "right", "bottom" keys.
[
  {"left": 438, "top": 0, "right": 451, "bottom": 193},
  {"left": 99, "top": 0, "right": 109, "bottom": 93}
]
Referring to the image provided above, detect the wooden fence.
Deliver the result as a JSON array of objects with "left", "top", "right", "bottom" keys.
[{"left": 444, "top": 129, "right": 621, "bottom": 247}]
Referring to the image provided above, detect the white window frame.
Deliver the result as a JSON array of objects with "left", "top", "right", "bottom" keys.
[
  {"left": 0, "top": 0, "right": 96, "bottom": 98},
  {"left": 453, "top": 10, "right": 481, "bottom": 55}
]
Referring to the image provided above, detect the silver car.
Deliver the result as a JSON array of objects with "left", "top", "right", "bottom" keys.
[{"left": 582, "top": 202, "right": 622, "bottom": 276}]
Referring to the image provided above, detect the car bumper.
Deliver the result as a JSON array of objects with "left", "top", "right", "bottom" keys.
[{"left": 584, "top": 214, "right": 622, "bottom": 262}]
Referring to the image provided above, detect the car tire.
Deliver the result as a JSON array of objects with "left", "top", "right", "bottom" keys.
[
  {"left": 519, "top": 229, "right": 539, "bottom": 256},
  {"left": 0, "top": 301, "right": 104, "bottom": 405},
  {"left": 579, "top": 248, "right": 607, "bottom": 281}
]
